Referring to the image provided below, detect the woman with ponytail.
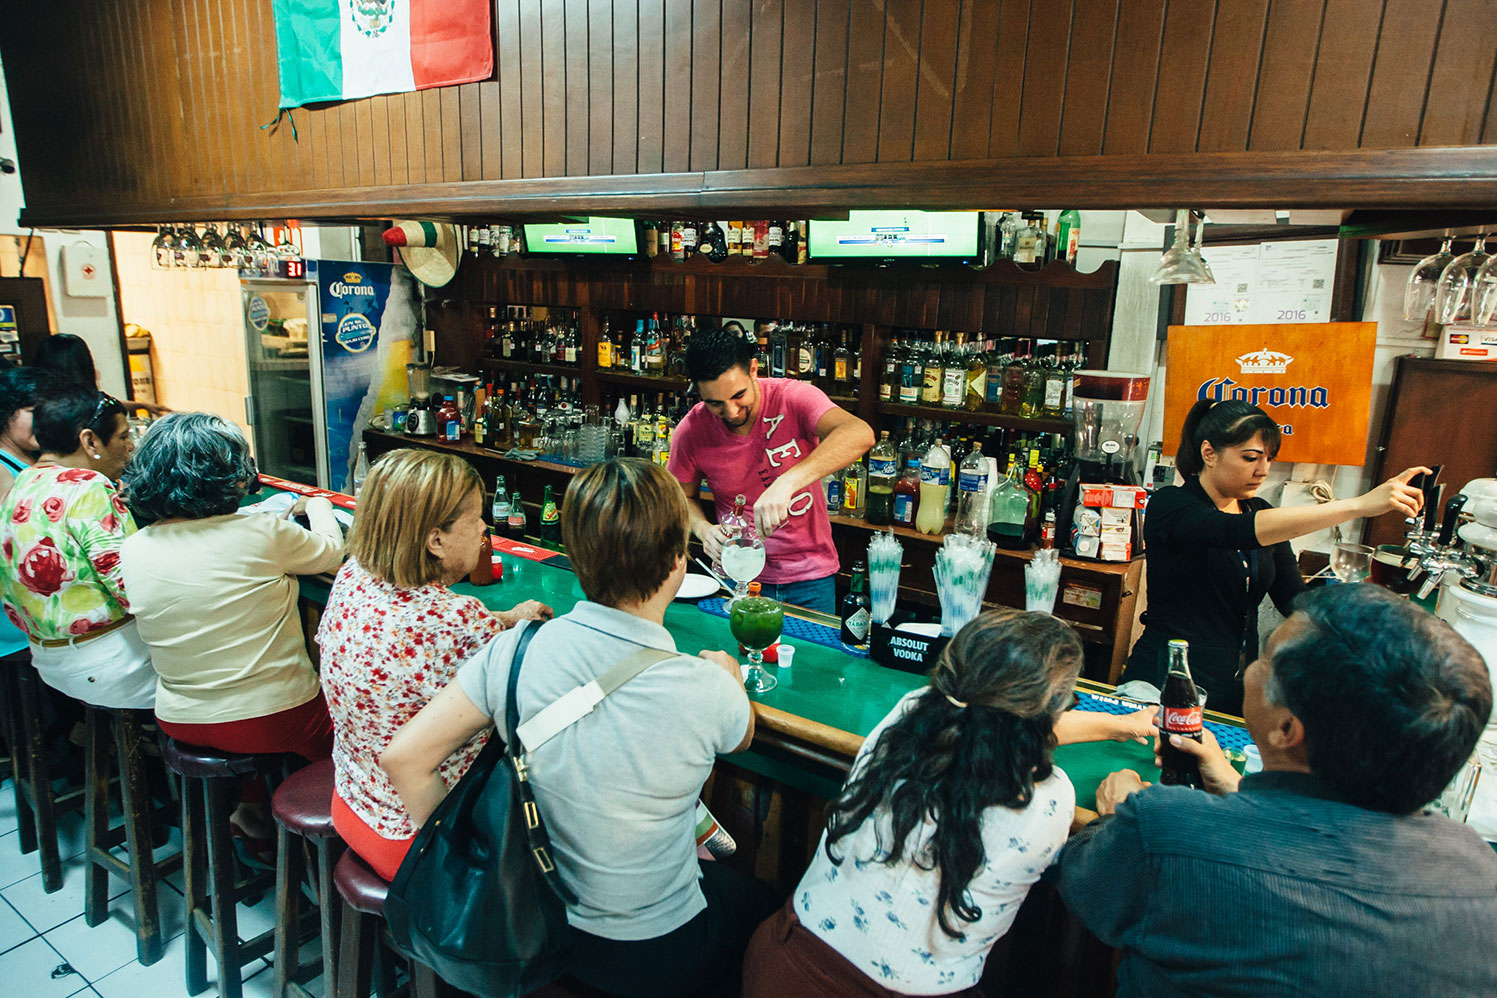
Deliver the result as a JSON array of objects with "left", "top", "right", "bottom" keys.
[
  {"left": 743, "top": 610, "right": 1083, "bottom": 997},
  {"left": 1122, "top": 397, "right": 1427, "bottom": 715}
]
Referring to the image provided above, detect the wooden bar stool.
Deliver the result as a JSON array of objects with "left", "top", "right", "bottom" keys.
[
  {"left": 8, "top": 664, "right": 85, "bottom": 893},
  {"left": 271, "top": 757, "right": 342, "bottom": 998},
  {"left": 82, "top": 706, "right": 182, "bottom": 966},
  {"left": 0, "top": 652, "right": 38, "bottom": 856},
  {"left": 333, "top": 850, "right": 457, "bottom": 998},
  {"left": 164, "top": 738, "right": 284, "bottom": 998}
]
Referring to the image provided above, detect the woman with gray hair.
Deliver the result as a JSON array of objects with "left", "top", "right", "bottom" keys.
[{"left": 120, "top": 412, "right": 345, "bottom": 762}]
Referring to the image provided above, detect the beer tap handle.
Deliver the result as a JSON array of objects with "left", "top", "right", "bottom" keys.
[{"left": 1437, "top": 494, "right": 1469, "bottom": 548}]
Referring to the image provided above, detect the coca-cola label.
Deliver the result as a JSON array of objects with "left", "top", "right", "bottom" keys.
[{"left": 1161, "top": 705, "right": 1202, "bottom": 733}]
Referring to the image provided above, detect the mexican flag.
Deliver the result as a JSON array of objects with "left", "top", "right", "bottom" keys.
[{"left": 273, "top": 0, "right": 492, "bottom": 109}]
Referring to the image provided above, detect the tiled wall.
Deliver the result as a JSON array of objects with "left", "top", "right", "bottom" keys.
[{"left": 112, "top": 231, "right": 252, "bottom": 443}]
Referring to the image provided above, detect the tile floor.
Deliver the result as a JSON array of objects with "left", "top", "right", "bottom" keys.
[{"left": 0, "top": 779, "right": 326, "bottom": 998}]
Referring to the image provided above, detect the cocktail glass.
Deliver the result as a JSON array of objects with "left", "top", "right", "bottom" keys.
[
  {"left": 720, "top": 521, "right": 766, "bottom": 606},
  {"left": 730, "top": 592, "right": 783, "bottom": 694},
  {"left": 1330, "top": 542, "right": 1374, "bottom": 584}
]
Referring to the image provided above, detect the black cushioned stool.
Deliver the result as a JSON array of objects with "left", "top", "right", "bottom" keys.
[
  {"left": 164, "top": 739, "right": 284, "bottom": 998},
  {"left": 82, "top": 705, "right": 181, "bottom": 966},
  {"left": 271, "top": 757, "right": 343, "bottom": 998},
  {"left": 333, "top": 849, "right": 457, "bottom": 998}
]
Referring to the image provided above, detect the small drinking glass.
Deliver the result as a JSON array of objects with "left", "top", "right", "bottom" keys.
[
  {"left": 1330, "top": 542, "right": 1374, "bottom": 584},
  {"left": 1429, "top": 751, "right": 1481, "bottom": 823},
  {"left": 730, "top": 585, "right": 783, "bottom": 695}
]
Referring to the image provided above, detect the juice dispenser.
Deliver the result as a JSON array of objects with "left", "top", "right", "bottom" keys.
[{"left": 1058, "top": 370, "right": 1151, "bottom": 559}]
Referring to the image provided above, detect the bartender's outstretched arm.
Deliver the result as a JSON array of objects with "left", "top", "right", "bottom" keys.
[
  {"left": 1252, "top": 467, "right": 1429, "bottom": 548},
  {"left": 756, "top": 407, "right": 875, "bottom": 537}
]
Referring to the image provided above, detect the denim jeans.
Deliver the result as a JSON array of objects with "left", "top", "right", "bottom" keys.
[{"left": 755, "top": 575, "right": 836, "bottom": 614}]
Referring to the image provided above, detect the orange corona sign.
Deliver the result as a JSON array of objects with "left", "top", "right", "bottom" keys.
[{"left": 1164, "top": 322, "right": 1377, "bottom": 466}]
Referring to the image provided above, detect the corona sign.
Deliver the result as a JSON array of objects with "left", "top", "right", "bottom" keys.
[{"left": 1165, "top": 322, "right": 1377, "bottom": 466}]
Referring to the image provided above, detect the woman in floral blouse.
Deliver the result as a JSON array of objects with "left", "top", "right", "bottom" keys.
[
  {"left": 0, "top": 383, "right": 155, "bottom": 708},
  {"left": 318, "top": 448, "right": 550, "bottom": 880}
]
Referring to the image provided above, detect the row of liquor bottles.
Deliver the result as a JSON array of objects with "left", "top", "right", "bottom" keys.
[
  {"left": 458, "top": 210, "right": 1083, "bottom": 267},
  {"left": 880, "top": 334, "right": 1087, "bottom": 418}
]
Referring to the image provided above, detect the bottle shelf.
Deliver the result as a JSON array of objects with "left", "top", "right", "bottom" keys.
[
  {"left": 874, "top": 401, "right": 1073, "bottom": 434},
  {"left": 595, "top": 370, "right": 692, "bottom": 392},
  {"left": 480, "top": 357, "right": 583, "bottom": 377}
]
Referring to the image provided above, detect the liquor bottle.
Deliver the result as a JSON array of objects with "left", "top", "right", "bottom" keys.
[
  {"left": 965, "top": 338, "right": 988, "bottom": 411},
  {"left": 752, "top": 220, "right": 770, "bottom": 260},
  {"left": 630, "top": 319, "right": 645, "bottom": 372},
  {"left": 564, "top": 322, "right": 578, "bottom": 366},
  {"left": 492, "top": 475, "right": 511, "bottom": 530},
  {"left": 699, "top": 220, "right": 727, "bottom": 262},
  {"left": 842, "top": 459, "right": 867, "bottom": 519},
  {"left": 833, "top": 330, "right": 851, "bottom": 389},
  {"left": 954, "top": 443, "right": 989, "bottom": 537},
  {"left": 780, "top": 219, "right": 799, "bottom": 263},
  {"left": 1025, "top": 449, "right": 1045, "bottom": 522},
  {"left": 539, "top": 484, "right": 561, "bottom": 547},
  {"left": 1056, "top": 209, "right": 1081, "bottom": 266},
  {"left": 985, "top": 340, "right": 1007, "bottom": 408},
  {"left": 1013, "top": 214, "right": 1040, "bottom": 267},
  {"left": 893, "top": 461, "right": 920, "bottom": 527},
  {"left": 501, "top": 320, "right": 516, "bottom": 360},
  {"left": 483, "top": 306, "right": 501, "bottom": 358},
  {"left": 815, "top": 326, "right": 831, "bottom": 386},
  {"left": 1042, "top": 349, "right": 1067, "bottom": 417},
  {"left": 769, "top": 323, "right": 788, "bottom": 378},
  {"left": 598, "top": 318, "right": 614, "bottom": 369},
  {"left": 680, "top": 220, "right": 699, "bottom": 259},
  {"left": 1020, "top": 346, "right": 1047, "bottom": 418},
  {"left": 866, "top": 432, "right": 897, "bottom": 526},
  {"left": 921, "top": 333, "right": 944, "bottom": 405},
  {"left": 644, "top": 313, "right": 665, "bottom": 373},
  {"left": 1159, "top": 640, "right": 1204, "bottom": 787},
  {"left": 839, "top": 560, "right": 872, "bottom": 652},
  {"left": 669, "top": 222, "right": 685, "bottom": 261},
  {"left": 1001, "top": 342, "right": 1029, "bottom": 415},
  {"left": 642, "top": 221, "right": 660, "bottom": 257},
  {"left": 725, "top": 221, "right": 744, "bottom": 256},
  {"left": 941, "top": 332, "right": 966, "bottom": 408},
  {"left": 793, "top": 324, "right": 816, "bottom": 379},
  {"left": 916, "top": 438, "right": 952, "bottom": 536},
  {"left": 796, "top": 221, "right": 809, "bottom": 264},
  {"left": 900, "top": 337, "right": 922, "bottom": 404},
  {"left": 824, "top": 468, "right": 844, "bottom": 515},
  {"left": 472, "top": 388, "right": 488, "bottom": 447},
  {"left": 352, "top": 442, "right": 371, "bottom": 497},
  {"left": 767, "top": 220, "right": 784, "bottom": 258},
  {"left": 880, "top": 339, "right": 899, "bottom": 402}
]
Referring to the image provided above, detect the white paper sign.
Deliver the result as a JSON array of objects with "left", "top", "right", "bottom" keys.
[{"left": 1185, "top": 238, "right": 1339, "bottom": 325}]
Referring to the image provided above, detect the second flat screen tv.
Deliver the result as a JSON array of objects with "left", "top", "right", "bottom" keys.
[
  {"left": 522, "top": 217, "right": 640, "bottom": 255},
  {"left": 808, "top": 211, "right": 982, "bottom": 263}
]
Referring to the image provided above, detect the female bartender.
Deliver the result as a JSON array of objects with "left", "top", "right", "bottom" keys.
[{"left": 1124, "top": 398, "right": 1426, "bottom": 716}]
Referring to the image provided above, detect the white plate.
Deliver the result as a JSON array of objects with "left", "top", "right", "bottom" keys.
[{"left": 676, "top": 574, "right": 722, "bottom": 600}]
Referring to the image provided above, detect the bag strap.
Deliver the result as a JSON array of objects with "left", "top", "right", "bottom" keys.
[
  {"left": 515, "top": 645, "right": 678, "bottom": 754},
  {"left": 504, "top": 620, "right": 541, "bottom": 747}
]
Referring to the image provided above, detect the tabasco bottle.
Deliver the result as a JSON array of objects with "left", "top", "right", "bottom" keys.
[{"left": 1159, "top": 640, "right": 1204, "bottom": 788}]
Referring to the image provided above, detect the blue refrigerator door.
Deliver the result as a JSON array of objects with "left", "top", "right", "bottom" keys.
[{"left": 316, "top": 262, "right": 419, "bottom": 493}]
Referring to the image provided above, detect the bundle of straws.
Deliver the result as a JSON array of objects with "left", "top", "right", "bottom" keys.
[
  {"left": 867, "top": 531, "right": 904, "bottom": 625},
  {"left": 1025, "top": 548, "right": 1062, "bottom": 613},
  {"left": 933, "top": 533, "right": 996, "bottom": 637}
]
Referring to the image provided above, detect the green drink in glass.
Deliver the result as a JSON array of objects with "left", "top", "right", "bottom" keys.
[{"left": 729, "top": 582, "right": 783, "bottom": 694}]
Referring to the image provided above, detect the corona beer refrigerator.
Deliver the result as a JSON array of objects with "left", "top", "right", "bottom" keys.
[{"left": 242, "top": 261, "right": 417, "bottom": 491}]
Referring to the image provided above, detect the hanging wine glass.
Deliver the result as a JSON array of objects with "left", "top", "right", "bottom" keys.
[
  {"left": 224, "top": 224, "right": 248, "bottom": 271},
  {"left": 1403, "top": 237, "right": 1455, "bottom": 321},
  {"left": 1434, "top": 235, "right": 1490, "bottom": 326},
  {"left": 1190, "top": 210, "right": 1215, "bottom": 284},
  {"left": 170, "top": 224, "right": 194, "bottom": 269},
  {"left": 178, "top": 225, "right": 204, "bottom": 270},
  {"left": 1149, "top": 209, "right": 1214, "bottom": 285},
  {"left": 1472, "top": 253, "right": 1497, "bottom": 328},
  {"left": 199, "top": 223, "right": 226, "bottom": 268},
  {"left": 247, "top": 225, "right": 274, "bottom": 275},
  {"left": 150, "top": 225, "right": 176, "bottom": 270}
]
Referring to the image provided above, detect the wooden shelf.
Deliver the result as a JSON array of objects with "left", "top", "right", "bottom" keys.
[
  {"left": 875, "top": 401, "right": 1073, "bottom": 434},
  {"left": 480, "top": 357, "right": 583, "bottom": 377},
  {"left": 595, "top": 370, "right": 692, "bottom": 392}
]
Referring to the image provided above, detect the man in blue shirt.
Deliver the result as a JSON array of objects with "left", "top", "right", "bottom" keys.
[{"left": 1058, "top": 584, "right": 1497, "bottom": 997}]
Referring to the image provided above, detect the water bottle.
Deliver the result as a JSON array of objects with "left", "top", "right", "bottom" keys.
[
  {"left": 916, "top": 439, "right": 952, "bottom": 535},
  {"left": 954, "top": 443, "right": 989, "bottom": 536}
]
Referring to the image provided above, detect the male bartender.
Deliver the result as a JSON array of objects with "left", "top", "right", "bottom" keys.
[{"left": 669, "top": 325, "right": 874, "bottom": 613}]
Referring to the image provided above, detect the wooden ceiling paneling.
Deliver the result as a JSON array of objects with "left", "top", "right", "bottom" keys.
[{"left": 3, "top": 0, "right": 1495, "bottom": 227}]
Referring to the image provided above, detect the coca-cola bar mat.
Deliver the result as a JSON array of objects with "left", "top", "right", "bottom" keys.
[
  {"left": 1077, "top": 690, "right": 1253, "bottom": 752},
  {"left": 695, "top": 598, "right": 870, "bottom": 658}
]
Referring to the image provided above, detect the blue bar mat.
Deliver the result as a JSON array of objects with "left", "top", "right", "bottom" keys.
[
  {"left": 695, "top": 598, "right": 869, "bottom": 657},
  {"left": 1076, "top": 690, "right": 1254, "bottom": 753}
]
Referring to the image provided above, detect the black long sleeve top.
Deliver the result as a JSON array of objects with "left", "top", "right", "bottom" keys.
[{"left": 1126, "top": 477, "right": 1304, "bottom": 711}]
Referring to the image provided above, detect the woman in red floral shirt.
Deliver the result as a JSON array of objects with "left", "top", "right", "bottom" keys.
[{"left": 318, "top": 448, "right": 550, "bottom": 879}]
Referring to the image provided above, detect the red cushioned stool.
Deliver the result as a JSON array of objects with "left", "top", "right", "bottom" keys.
[
  {"left": 271, "top": 757, "right": 343, "bottom": 998},
  {"left": 164, "top": 738, "right": 287, "bottom": 998},
  {"left": 333, "top": 849, "right": 459, "bottom": 998}
]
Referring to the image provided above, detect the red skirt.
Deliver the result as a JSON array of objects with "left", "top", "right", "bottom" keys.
[
  {"left": 331, "top": 791, "right": 414, "bottom": 883},
  {"left": 743, "top": 898, "right": 986, "bottom": 998},
  {"left": 156, "top": 691, "right": 335, "bottom": 761}
]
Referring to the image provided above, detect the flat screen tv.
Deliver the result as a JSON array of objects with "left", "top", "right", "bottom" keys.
[
  {"left": 522, "top": 217, "right": 640, "bottom": 255},
  {"left": 807, "top": 210, "right": 983, "bottom": 262}
]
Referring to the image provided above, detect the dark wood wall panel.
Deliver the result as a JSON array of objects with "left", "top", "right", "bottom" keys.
[{"left": 4, "top": 0, "right": 1496, "bottom": 227}]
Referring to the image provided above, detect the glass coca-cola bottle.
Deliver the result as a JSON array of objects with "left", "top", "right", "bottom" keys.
[{"left": 1158, "top": 639, "right": 1204, "bottom": 788}]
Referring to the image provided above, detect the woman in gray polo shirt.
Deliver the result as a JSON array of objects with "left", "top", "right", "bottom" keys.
[{"left": 384, "top": 458, "right": 777, "bottom": 997}]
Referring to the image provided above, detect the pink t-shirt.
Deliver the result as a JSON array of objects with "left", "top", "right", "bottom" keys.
[{"left": 668, "top": 377, "right": 839, "bottom": 584}]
